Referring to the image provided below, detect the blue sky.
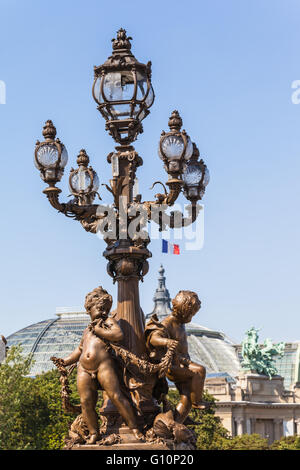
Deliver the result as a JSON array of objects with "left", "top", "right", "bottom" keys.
[{"left": 0, "top": 0, "right": 300, "bottom": 343}]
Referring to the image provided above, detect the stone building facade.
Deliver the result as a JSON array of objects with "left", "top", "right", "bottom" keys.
[{"left": 205, "top": 373, "right": 300, "bottom": 443}]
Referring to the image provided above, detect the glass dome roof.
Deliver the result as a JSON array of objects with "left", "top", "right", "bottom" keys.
[
  {"left": 7, "top": 308, "right": 89, "bottom": 376},
  {"left": 187, "top": 330, "right": 241, "bottom": 377}
]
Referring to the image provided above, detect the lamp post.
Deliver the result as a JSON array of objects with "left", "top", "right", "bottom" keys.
[{"left": 34, "top": 28, "right": 209, "bottom": 427}]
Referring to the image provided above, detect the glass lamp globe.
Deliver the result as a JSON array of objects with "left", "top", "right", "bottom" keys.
[
  {"left": 182, "top": 156, "right": 209, "bottom": 201},
  {"left": 34, "top": 120, "right": 68, "bottom": 184},
  {"left": 93, "top": 71, "right": 154, "bottom": 120},
  {"left": 203, "top": 167, "right": 210, "bottom": 187},
  {"left": 158, "top": 111, "right": 193, "bottom": 176},
  {"left": 35, "top": 143, "right": 68, "bottom": 168},
  {"left": 69, "top": 168, "right": 99, "bottom": 194},
  {"left": 159, "top": 135, "right": 193, "bottom": 161},
  {"left": 182, "top": 162, "right": 203, "bottom": 186},
  {"left": 104, "top": 71, "right": 134, "bottom": 120},
  {"left": 69, "top": 150, "right": 99, "bottom": 205}
]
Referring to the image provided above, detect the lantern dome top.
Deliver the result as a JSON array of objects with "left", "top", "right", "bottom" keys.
[{"left": 94, "top": 28, "right": 151, "bottom": 76}]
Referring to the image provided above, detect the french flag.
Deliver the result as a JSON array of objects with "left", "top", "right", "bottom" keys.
[{"left": 162, "top": 239, "right": 180, "bottom": 255}]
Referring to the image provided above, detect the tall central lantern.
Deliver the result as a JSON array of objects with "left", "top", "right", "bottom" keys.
[{"left": 92, "top": 28, "right": 154, "bottom": 145}]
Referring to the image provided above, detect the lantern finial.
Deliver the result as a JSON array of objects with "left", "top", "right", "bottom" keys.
[
  {"left": 112, "top": 28, "right": 132, "bottom": 51},
  {"left": 168, "top": 110, "right": 183, "bottom": 131},
  {"left": 42, "top": 120, "right": 57, "bottom": 140},
  {"left": 76, "top": 149, "right": 90, "bottom": 167}
]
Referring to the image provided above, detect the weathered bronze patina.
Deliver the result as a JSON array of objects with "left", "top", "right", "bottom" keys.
[
  {"left": 36, "top": 29, "right": 210, "bottom": 450},
  {"left": 145, "top": 291, "right": 206, "bottom": 424},
  {"left": 52, "top": 288, "right": 204, "bottom": 449},
  {"left": 53, "top": 287, "right": 145, "bottom": 444}
]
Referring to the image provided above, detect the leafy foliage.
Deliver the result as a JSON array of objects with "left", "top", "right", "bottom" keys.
[
  {"left": 0, "top": 346, "right": 78, "bottom": 449},
  {"left": 219, "top": 433, "right": 269, "bottom": 450},
  {"left": 271, "top": 436, "right": 300, "bottom": 450},
  {"left": 0, "top": 345, "right": 33, "bottom": 449}
]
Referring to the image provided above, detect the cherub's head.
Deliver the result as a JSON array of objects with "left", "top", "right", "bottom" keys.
[
  {"left": 84, "top": 286, "right": 112, "bottom": 321},
  {"left": 172, "top": 290, "right": 201, "bottom": 324}
]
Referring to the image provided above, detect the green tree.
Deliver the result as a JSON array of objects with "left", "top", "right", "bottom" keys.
[
  {"left": 0, "top": 345, "right": 33, "bottom": 449},
  {"left": 0, "top": 346, "right": 77, "bottom": 449},
  {"left": 29, "top": 368, "right": 78, "bottom": 449},
  {"left": 271, "top": 436, "right": 300, "bottom": 450},
  {"left": 219, "top": 433, "right": 269, "bottom": 450}
]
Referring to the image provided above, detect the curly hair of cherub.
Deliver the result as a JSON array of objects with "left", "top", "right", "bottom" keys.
[
  {"left": 172, "top": 290, "right": 201, "bottom": 318},
  {"left": 84, "top": 286, "right": 112, "bottom": 314}
]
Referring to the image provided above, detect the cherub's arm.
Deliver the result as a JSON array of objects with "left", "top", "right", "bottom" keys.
[
  {"left": 149, "top": 330, "right": 178, "bottom": 349},
  {"left": 51, "top": 346, "right": 82, "bottom": 368},
  {"left": 92, "top": 318, "right": 124, "bottom": 343},
  {"left": 62, "top": 346, "right": 82, "bottom": 366},
  {"left": 60, "top": 334, "right": 84, "bottom": 366}
]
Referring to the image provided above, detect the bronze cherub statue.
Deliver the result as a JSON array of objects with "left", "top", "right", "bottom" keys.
[
  {"left": 145, "top": 290, "right": 206, "bottom": 423},
  {"left": 52, "top": 287, "right": 203, "bottom": 449},
  {"left": 52, "top": 286, "right": 144, "bottom": 444}
]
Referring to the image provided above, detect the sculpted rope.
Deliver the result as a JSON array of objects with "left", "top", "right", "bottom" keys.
[
  {"left": 50, "top": 357, "right": 81, "bottom": 414},
  {"left": 105, "top": 340, "right": 177, "bottom": 379}
]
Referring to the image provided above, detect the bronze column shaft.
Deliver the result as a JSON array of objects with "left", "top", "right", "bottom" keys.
[{"left": 117, "top": 276, "right": 145, "bottom": 356}]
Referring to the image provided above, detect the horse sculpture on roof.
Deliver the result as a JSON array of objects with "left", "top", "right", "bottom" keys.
[{"left": 241, "top": 327, "right": 285, "bottom": 379}]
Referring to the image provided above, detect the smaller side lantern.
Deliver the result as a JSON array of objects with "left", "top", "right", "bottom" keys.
[
  {"left": 34, "top": 120, "right": 68, "bottom": 185},
  {"left": 158, "top": 110, "right": 193, "bottom": 178},
  {"left": 182, "top": 144, "right": 210, "bottom": 202},
  {"left": 69, "top": 149, "right": 100, "bottom": 205}
]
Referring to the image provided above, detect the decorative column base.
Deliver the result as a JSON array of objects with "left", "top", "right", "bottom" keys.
[
  {"left": 99, "top": 393, "right": 160, "bottom": 438},
  {"left": 70, "top": 442, "right": 190, "bottom": 450}
]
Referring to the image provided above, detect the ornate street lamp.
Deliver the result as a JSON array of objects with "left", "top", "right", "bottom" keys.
[
  {"left": 92, "top": 28, "right": 154, "bottom": 145},
  {"left": 33, "top": 28, "right": 209, "bottom": 446}
]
